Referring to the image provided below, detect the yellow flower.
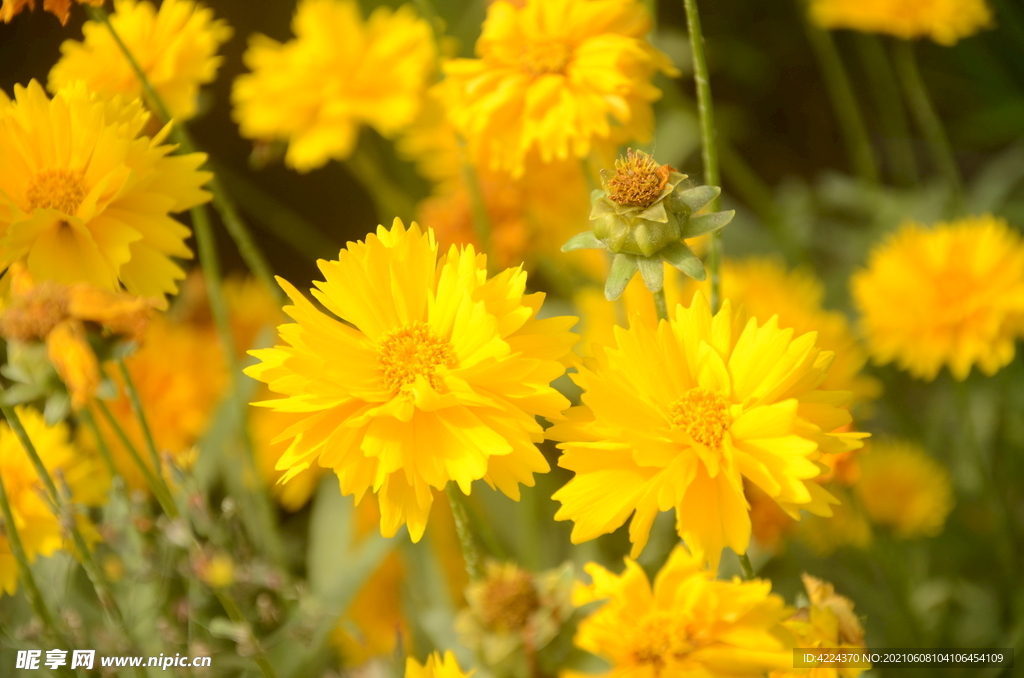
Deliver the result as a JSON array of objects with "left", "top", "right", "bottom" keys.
[
  {"left": 0, "top": 0, "right": 102, "bottom": 25},
  {"left": 855, "top": 440, "right": 954, "bottom": 538},
  {"left": 79, "top": 314, "right": 226, "bottom": 492},
  {"left": 571, "top": 544, "right": 792, "bottom": 678},
  {"left": 0, "top": 263, "right": 153, "bottom": 408},
  {"left": 851, "top": 215, "right": 1024, "bottom": 381},
  {"left": 252, "top": 404, "right": 324, "bottom": 511},
  {"left": 0, "top": 81, "right": 211, "bottom": 307},
  {"left": 772, "top": 575, "right": 867, "bottom": 678},
  {"left": 578, "top": 258, "right": 880, "bottom": 407},
  {"left": 232, "top": 0, "right": 435, "bottom": 172},
  {"left": 406, "top": 652, "right": 472, "bottom": 678},
  {"left": 49, "top": 0, "right": 232, "bottom": 121},
  {"left": 809, "top": 0, "right": 992, "bottom": 46},
  {"left": 0, "top": 406, "right": 107, "bottom": 596},
  {"left": 549, "top": 291, "right": 868, "bottom": 565},
  {"left": 443, "top": 0, "right": 678, "bottom": 177},
  {"left": 245, "top": 219, "right": 577, "bottom": 541}
]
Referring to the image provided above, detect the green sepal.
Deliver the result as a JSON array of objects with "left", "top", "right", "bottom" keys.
[
  {"left": 605, "top": 253, "right": 639, "bottom": 300},
  {"left": 671, "top": 185, "right": 721, "bottom": 214},
  {"left": 661, "top": 241, "right": 706, "bottom": 281},
  {"left": 561, "top": 231, "right": 605, "bottom": 252},
  {"left": 681, "top": 210, "right": 735, "bottom": 239},
  {"left": 637, "top": 256, "right": 665, "bottom": 292}
]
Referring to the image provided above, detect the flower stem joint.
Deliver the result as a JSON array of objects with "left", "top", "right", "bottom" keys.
[{"left": 562, "top": 149, "right": 734, "bottom": 300}]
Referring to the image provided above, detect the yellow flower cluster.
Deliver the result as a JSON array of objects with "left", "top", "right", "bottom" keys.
[
  {"left": 245, "top": 220, "right": 577, "bottom": 541},
  {"left": 551, "top": 290, "right": 868, "bottom": 565},
  {"left": 0, "top": 81, "right": 211, "bottom": 307},
  {"left": 49, "top": 0, "right": 232, "bottom": 121},
  {"left": 0, "top": 407, "right": 107, "bottom": 595},
  {"left": 852, "top": 215, "right": 1024, "bottom": 381},
  {"left": 809, "top": 0, "right": 993, "bottom": 45},
  {"left": 232, "top": 0, "right": 435, "bottom": 172}
]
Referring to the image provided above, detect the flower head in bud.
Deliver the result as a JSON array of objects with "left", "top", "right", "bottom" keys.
[{"left": 561, "top": 150, "right": 734, "bottom": 300}]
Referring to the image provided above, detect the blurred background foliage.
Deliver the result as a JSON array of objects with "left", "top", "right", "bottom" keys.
[{"left": 3, "top": 1, "right": 1024, "bottom": 677}]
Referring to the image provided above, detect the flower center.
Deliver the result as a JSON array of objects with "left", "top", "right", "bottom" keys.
[
  {"left": 631, "top": 614, "right": 692, "bottom": 669},
  {"left": 25, "top": 168, "right": 87, "bottom": 215},
  {"left": 669, "top": 387, "right": 731, "bottom": 449},
  {"left": 480, "top": 569, "right": 540, "bottom": 632},
  {"left": 522, "top": 40, "right": 572, "bottom": 75},
  {"left": 607, "top": 149, "right": 672, "bottom": 208},
  {"left": 378, "top": 322, "right": 458, "bottom": 392}
]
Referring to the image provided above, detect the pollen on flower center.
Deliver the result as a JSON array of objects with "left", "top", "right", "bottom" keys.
[
  {"left": 606, "top": 149, "right": 672, "bottom": 208},
  {"left": 480, "top": 568, "right": 540, "bottom": 632},
  {"left": 25, "top": 168, "right": 87, "bottom": 215},
  {"left": 522, "top": 40, "right": 573, "bottom": 75},
  {"left": 378, "top": 321, "right": 458, "bottom": 392},
  {"left": 669, "top": 387, "right": 731, "bottom": 449},
  {"left": 631, "top": 614, "right": 692, "bottom": 667}
]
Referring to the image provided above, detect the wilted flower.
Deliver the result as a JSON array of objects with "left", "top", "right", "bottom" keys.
[{"left": 0, "top": 0, "right": 102, "bottom": 25}]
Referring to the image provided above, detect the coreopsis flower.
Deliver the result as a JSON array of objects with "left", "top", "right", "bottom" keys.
[
  {"left": 563, "top": 150, "right": 734, "bottom": 299},
  {"left": 79, "top": 315, "right": 226, "bottom": 491},
  {"left": 0, "top": 263, "right": 153, "bottom": 409},
  {"left": 549, "top": 291, "right": 869, "bottom": 565},
  {"left": 851, "top": 215, "right": 1024, "bottom": 381},
  {"left": 0, "top": 81, "right": 211, "bottom": 307},
  {"left": 0, "top": 406, "right": 107, "bottom": 596},
  {"left": 855, "top": 440, "right": 954, "bottom": 538},
  {"left": 406, "top": 652, "right": 471, "bottom": 678},
  {"left": 232, "top": 0, "right": 435, "bottom": 172},
  {"left": 444, "top": 0, "right": 678, "bottom": 177},
  {"left": 49, "top": 0, "right": 233, "bottom": 121},
  {"left": 0, "top": 0, "right": 102, "bottom": 24},
  {"left": 245, "top": 220, "right": 577, "bottom": 541},
  {"left": 571, "top": 544, "right": 792, "bottom": 678},
  {"left": 772, "top": 575, "right": 868, "bottom": 678},
  {"left": 809, "top": 0, "right": 992, "bottom": 46},
  {"left": 456, "top": 561, "right": 574, "bottom": 669}
]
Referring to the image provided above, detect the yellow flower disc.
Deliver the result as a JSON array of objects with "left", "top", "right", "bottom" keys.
[
  {"left": 0, "top": 81, "right": 211, "bottom": 308},
  {"left": 855, "top": 440, "right": 954, "bottom": 538},
  {"left": 49, "top": 0, "right": 232, "bottom": 121},
  {"left": 851, "top": 215, "right": 1024, "bottom": 381},
  {"left": 245, "top": 219, "right": 578, "bottom": 541},
  {"left": 232, "top": 0, "right": 435, "bottom": 172},
  {"left": 0, "top": 407, "right": 107, "bottom": 596},
  {"left": 443, "top": 0, "right": 678, "bottom": 177},
  {"left": 809, "top": 0, "right": 993, "bottom": 45},
  {"left": 550, "top": 291, "right": 869, "bottom": 565},
  {"left": 572, "top": 545, "right": 792, "bottom": 677}
]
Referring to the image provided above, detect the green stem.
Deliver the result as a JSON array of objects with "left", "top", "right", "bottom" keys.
[
  {"left": 683, "top": 0, "right": 723, "bottom": 312},
  {"left": 87, "top": 5, "right": 281, "bottom": 302},
  {"left": 855, "top": 35, "right": 919, "bottom": 185},
  {"left": 214, "top": 589, "right": 280, "bottom": 678},
  {"left": 94, "top": 399, "right": 179, "bottom": 519},
  {"left": 737, "top": 553, "right": 755, "bottom": 580},
  {"left": 653, "top": 288, "right": 669, "bottom": 322},
  {"left": 0, "top": 466, "right": 75, "bottom": 674},
  {"left": 344, "top": 137, "right": 417, "bottom": 224},
  {"left": 801, "top": 19, "right": 880, "bottom": 185},
  {"left": 80, "top": 408, "right": 119, "bottom": 480},
  {"left": 115, "top": 358, "right": 162, "bottom": 475},
  {"left": 0, "top": 400, "right": 144, "bottom": 676},
  {"left": 446, "top": 484, "right": 483, "bottom": 581},
  {"left": 891, "top": 39, "right": 963, "bottom": 202}
]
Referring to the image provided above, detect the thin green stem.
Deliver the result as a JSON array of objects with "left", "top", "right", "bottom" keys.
[
  {"left": 0, "top": 467, "right": 75, "bottom": 673},
  {"left": 94, "top": 400, "right": 179, "bottom": 519},
  {"left": 737, "top": 553, "right": 755, "bottom": 580},
  {"left": 801, "top": 19, "right": 880, "bottom": 185},
  {"left": 0, "top": 400, "right": 144, "bottom": 676},
  {"left": 683, "top": 0, "right": 723, "bottom": 312},
  {"left": 892, "top": 39, "right": 963, "bottom": 202},
  {"left": 344, "top": 138, "right": 417, "bottom": 224},
  {"left": 653, "top": 288, "right": 669, "bottom": 322},
  {"left": 115, "top": 358, "right": 161, "bottom": 475},
  {"left": 81, "top": 408, "right": 119, "bottom": 480},
  {"left": 446, "top": 484, "right": 483, "bottom": 581},
  {"left": 87, "top": 5, "right": 281, "bottom": 302},
  {"left": 855, "top": 35, "right": 918, "bottom": 185},
  {"left": 214, "top": 590, "right": 280, "bottom": 678}
]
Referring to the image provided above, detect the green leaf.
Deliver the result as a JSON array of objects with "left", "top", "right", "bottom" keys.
[
  {"left": 561, "top": 231, "right": 605, "bottom": 252},
  {"left": 605, "top": 253, "right": 639, "bottom": 300},
  {"left": 674, "top": 185, "right": 720, "bottom": 213},
  {"left": 661, "top": 242, "right": 706, "bottom": 281},
  {"left": 637, "top": 256, "right": 665, "bottom": 292},
  {"left": 681, "top": 210, "right": 735, "bottom": 238}
]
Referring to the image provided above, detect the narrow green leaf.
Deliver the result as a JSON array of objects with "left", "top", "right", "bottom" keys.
[
  {"left": 661, "top": 242, "right": 706, "bottom": 281},
  {"left": 674, "top": 185, "right": 720, "bottom": 213},
  {"left": 561, "top": 231, "right": 605, "bottom": 252},
  {"left": 637, "top": 256, "right": 665, "bottom": 292},
  {"left": 681, "top": 210, "right": 735, "bottom": 238}
]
